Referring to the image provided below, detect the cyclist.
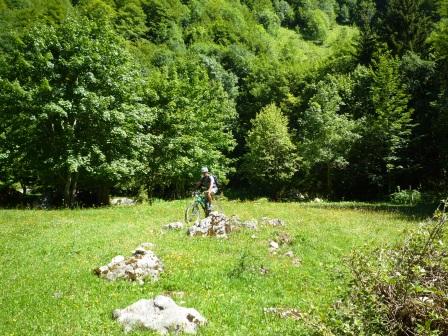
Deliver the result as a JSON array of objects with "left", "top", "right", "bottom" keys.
[{"left": 197, "top": 167, "right": 218, "bottom": 212}]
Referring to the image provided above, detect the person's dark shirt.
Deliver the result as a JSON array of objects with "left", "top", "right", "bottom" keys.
[{"left": 199, "top": 175, "right": 212, "bottom": 190}]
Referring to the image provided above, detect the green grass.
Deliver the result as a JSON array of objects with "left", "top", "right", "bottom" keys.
[{"left": 0, "top": 200, "right": 428, "bottom": 335}]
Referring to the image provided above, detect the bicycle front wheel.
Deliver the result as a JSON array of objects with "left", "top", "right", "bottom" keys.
[{"left": 185, "top": 203, "right": 201, "bottom": 224}]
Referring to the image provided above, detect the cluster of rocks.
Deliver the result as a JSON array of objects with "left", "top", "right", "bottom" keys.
[
  {"left": 187, "top": 212, "right": 232, "bottom": 238},
  {"left": 268, "top": 232, "right": 301, "bottom": 267},
  {"left": 113, "top": 295, "right": 207, "bottom": 334},
  {"left": 268, "top": 232, "right": 293, "bottom": 254},
  {"left": 94, "top": 243, "right": 163, "bottom": 284},
  {"left": 229, "top": 215, "right": 285, "bottom": 230}
]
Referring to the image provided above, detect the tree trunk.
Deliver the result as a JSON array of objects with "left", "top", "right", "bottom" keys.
[
  {"left": 96, "top": 186, "right": 110, "bottom": 206},
  {"left": 64, "top": 173, "right": 72, "bottom": 208},
  {"left": 21, "top": 183, "right": 26, "bottom": 196},
  {"left": 326, "top": 163, "right": 332, "bottom": 198}
]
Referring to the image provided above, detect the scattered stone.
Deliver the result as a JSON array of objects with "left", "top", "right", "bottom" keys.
[
  {"left": 187, "top": 212, "right": 231, "bottom": 238},
  {"left": 250, "top": 234, "right": 257, "bottom": 239},
  {"left": 264, "top": 307, "right": 302, "bottom": 321},
  {"left": 113, "top": 295, "right": 207, "bottom": 335},
  {"left": 53, "top": 291, "right": 63, "bottom": 299},
  {"left": 261, "top": 217, "right": 285, "bottom": 226},
  {"left": 312, "top": 197, "right": 323, "bottom": 203},
  {"left": 268, "top": 240, "right": 279, "bottom": 254},
  {"left": 94, "top": 243, "right": 163, "bottom": 283},
  {"left": 284, "top": 251, "right": 294, "bottom": 258},
  {"left": 274, "top": 232, "right": 294, "bottom": 246},
  {"left": 292, "top": 257, "right": 301, "bottom": 267},
  {"left": 111, "top": 197, "right": 136, "bottom": 206},
  {"left": 228, "top": 215, "right": 242, "bottom": 227},
  {"left": 163, "top": 222, "right": 184, "bottom": 230},
  {"left": 259, "top": 266, "right": 269, "bottom": 275},
  {"left": 241, "top": 219, "right": 258, "bottom": 230}
]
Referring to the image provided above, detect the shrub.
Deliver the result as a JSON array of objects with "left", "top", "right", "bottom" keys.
[
  {"left": 390, "top": 187, "right": 422, "bottom": 205},
  {"left": 300, "top": 9, "right": 330, "bottom": 42},
  {"left": 307, "top": 200, "right": 448, "bottom": 335}
]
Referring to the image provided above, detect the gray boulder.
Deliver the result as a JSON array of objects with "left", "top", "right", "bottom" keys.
[{"left": 113, "top": 295, "right": 207, "bottom": 334}]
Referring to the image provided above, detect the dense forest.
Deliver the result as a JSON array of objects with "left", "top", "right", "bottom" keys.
[{"left": 0, "top": 0, "right": 447, "bottom": 206}]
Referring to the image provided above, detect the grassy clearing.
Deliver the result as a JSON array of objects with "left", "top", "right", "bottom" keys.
[{"left": 0, "top": 200, "right": 427, "bottom": 335}]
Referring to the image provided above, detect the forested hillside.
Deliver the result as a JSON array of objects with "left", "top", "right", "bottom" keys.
[{"left": 0, "top": 0, "right": 446, "bottom": 205}]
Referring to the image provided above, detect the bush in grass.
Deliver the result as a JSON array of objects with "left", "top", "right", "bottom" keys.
[
  {"left": 307, "top": 200, "right": 448, "bottom": 335},
  {"left": 390, "top": 187, "right": 422, "bottom": 205}
]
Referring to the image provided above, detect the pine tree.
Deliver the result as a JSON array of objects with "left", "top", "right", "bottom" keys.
[{"left": 368, "top": 54, "right": 414, "bottom": 192}]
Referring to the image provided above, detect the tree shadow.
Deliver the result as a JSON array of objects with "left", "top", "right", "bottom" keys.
[{"left": 304, "top": 202, "right": 437, "bottom": 221}]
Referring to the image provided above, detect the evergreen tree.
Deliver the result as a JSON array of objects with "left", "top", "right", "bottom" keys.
[
  {"left": 365, "top": 55, "right": 414, "bottom": 193},
  {"left": 378, "top": 0, "right": 435, "bottom": 55}
]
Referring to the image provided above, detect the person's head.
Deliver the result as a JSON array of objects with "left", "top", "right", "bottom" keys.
[{"left": 201, "top": 166, "right": 209, "bottom": 176}]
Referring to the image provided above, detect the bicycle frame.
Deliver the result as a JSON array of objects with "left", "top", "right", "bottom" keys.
[{"left": 192, "top": 191, "right": 207, "bottom": 210}]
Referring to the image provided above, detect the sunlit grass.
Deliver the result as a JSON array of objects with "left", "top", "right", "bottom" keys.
[{"left": 0, "top": 200, "right": 425, "bottom": 335}]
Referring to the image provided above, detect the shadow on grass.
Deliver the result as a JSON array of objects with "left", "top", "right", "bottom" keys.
[{"left": 304, "top": 202, "right": 437, "bottom": 221}]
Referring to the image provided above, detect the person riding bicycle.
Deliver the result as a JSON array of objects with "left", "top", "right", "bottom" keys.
[{"left": 196, "top": 167, "right": 218, "bottom": 211}]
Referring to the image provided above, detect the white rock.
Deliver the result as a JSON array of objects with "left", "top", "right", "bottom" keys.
[
  {"left": 113, "top": 295, "right": 207, "bottom": 334},
  {"left": 269, "top": 241, "right": 279, "bottom": 249},
  {"left": 163, "top": 222, "right": 184, "bottom": 230},
  {"left": 284, "top": 251, "right": 294, "bottom": 258}
]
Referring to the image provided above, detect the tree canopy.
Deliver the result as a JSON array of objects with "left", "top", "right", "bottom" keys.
[{"left": 0, "top": 0, "right": 446, "bottom": 205}]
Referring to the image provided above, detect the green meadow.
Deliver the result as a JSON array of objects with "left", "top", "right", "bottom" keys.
[{"left": 0, "top": 200, "right": 428, "bottom": 335}]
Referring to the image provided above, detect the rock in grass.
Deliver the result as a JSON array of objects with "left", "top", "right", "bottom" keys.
[
  {"left": 241, "top": 219, "right": 258, "bottom": 230},
  {"left": 187, "top": 212, "right": 231, "bottom": 238},
  {"left": 94, "top": 243, "right": 163, "bottom": 283},
  {"left": 113, "top": 295, "right": 207, "bottom": 334},
  {"left": 284, "top": 250, "right": 294, "bottom": 258},
  {"left": 260, "top": 217, "right": 285, "bottom": 226},
  {"left": 163, "top": 222, "right": 184, "bottom": 230},
  {"left": 274, "top": 232, "right": 294, "bottom": 246}
]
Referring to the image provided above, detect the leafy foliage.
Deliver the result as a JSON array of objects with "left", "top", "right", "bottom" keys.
[
  {"left": 0, "top": 15, "right": 155, "bottom": 206},
  {"left": 307, "top": 201, "right": 448, "bottom": 335},
  {"left": 242, "top": 104, "right": 298, "bottom": 197}
]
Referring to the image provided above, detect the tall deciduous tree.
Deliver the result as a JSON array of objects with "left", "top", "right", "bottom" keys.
[
  {"left": 242, "top": 103, "right": 298, "bottom": 197},
  {"left": 0, "top": 15, "right": 155, "bottom": 206},
  {"left": 299, "top": 74, "right": 360, "bottom": 196},
  {"left": 145, "top": 58, "right": 237, "bottom": 198}
]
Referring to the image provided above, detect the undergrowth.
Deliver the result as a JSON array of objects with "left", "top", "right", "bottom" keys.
[{"left": 307, "top": 200, "right": 448, "bottom": 335}]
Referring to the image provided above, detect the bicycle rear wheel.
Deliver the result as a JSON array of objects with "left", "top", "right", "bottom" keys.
[{"left": 185, "top": 203, "right": 201, "bottom": 224}]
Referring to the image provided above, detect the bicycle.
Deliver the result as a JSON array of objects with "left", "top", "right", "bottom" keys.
[{"left": 184, "top": 191, "right": 209, "bottom": 224}]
